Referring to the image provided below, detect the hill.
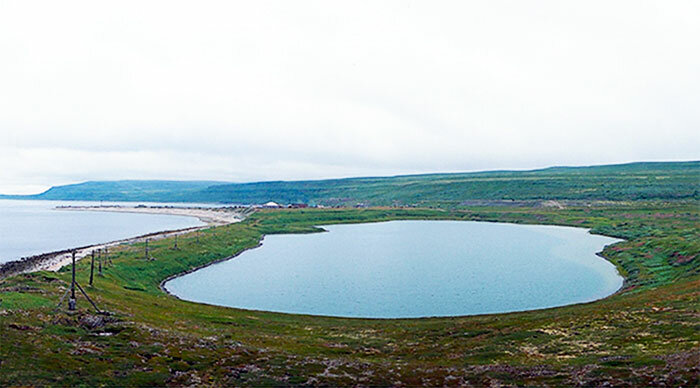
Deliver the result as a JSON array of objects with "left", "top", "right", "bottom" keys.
[
  {"left": 3, "top": 161, "right": 698, "bottom": 205},
  {"left": 0, "top": 180, "right": 226, "bottom": 202}
]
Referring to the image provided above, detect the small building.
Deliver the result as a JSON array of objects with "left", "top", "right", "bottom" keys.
[
  {"left": 287, "top": 203, "right": 308, "bottom": 209},
  {"left": 262, "top": 201, "right": 281, "bottom": 208}
]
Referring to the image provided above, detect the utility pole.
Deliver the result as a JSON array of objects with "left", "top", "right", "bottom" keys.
[
  {"left": 89, "top": 250, "right": 95, "bottom": 286},
  {"left": 105, "top": 246, "right": 112, "bottom": 266},
  {"left": 98, "top": 249, "right": 103, "bottom": 276},
  {"left": 55, "top": 250, "right": 101, "bottom": 313},
  {"left": 69, "top": 251, "right": 76, "bottom": 310}
]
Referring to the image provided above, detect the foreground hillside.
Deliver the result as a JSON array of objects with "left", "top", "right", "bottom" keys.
[
  {"left": 3, "top": 161, "right": 699, "bottom": 205},
  {"left": 1, "top": 204, "right": 698, "bottom": 386}
]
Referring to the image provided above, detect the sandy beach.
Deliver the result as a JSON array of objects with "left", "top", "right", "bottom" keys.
[
  {"left": 0, "top": 205, "right": 251, "bottom": 278},
  {"left": 56, "top": 205, "right": 249, "bottom": 226}
]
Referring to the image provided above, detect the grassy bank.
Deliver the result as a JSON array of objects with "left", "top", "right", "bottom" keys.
[{"left": 1, "top": 205, "right": 698, "bottom": 386}]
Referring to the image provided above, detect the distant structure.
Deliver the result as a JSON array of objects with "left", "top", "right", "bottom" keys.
[{"left": 253, "top": 201, "right": 313, "bottom": 209}]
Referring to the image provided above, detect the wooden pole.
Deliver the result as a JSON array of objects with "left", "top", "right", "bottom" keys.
[
  {"left": 89, "top": 250, "right": 95, "bottom": 286},
  {"left": 54, "top": 287, "right": 71, "bottom": 312},
  {"left": 55, "top": 251, "right": 102, "bottom": 314},
  {"left": 98, "top": 249, "right": 103, "bottom": 275},
  {"left": 69, "top": 251, "right": 76, "bottom": 311},
  {"left": 145, "top": 239, "right": 149, "bottom": 260},
  {"left": 75, "top": 281, "right": 101, "bottom": 313},
  {"left": 174, "top": 234, "right": 178, "bottom": 250}
]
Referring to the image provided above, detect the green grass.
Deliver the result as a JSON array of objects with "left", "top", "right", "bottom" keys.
[
  {"left": 1, "top": 205, "right": 698, "bottom": 386},
  {"left": 0, "top": 292, "right": 53, "bottom": 310}
]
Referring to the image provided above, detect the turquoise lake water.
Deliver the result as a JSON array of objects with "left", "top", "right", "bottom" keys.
[
  {"left": 165, "top": 220, "right": 623, "bottom": 318},
  {"left": 0, "top": 200, "right": 205, "bottom": 264}
]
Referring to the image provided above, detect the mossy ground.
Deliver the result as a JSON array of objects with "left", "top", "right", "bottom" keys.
[{"left": 1, "top": 205, "right": 698, "bottom": 386}]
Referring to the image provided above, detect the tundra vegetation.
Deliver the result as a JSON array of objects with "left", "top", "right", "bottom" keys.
[{"left": 1, "top": 163, "right": 699, "bottom": 386}]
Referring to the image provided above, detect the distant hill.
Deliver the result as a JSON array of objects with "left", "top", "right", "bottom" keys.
[
  {"left": 0, "top": 180, "right": 226, "bottom": 203},
  {"left": 2, "top": 161, "right": 698, "bottom": 206}
]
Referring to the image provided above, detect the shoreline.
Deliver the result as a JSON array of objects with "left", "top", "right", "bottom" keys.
[
  {"left": 0, "top": 205, "right": 249, "bottom": 279},
  {"left": 0, "top": 226, "right": 206, "bottom": 279},
  {"left": 56, "top": 204, "right": 248, "bottom": 225},
  {"left": 159, "top": 239, "right": 265, "bottom": 299}
]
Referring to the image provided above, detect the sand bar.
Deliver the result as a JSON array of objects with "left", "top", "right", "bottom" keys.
[{"left": 56, "top": 205, "right": 249, "bottom": 225}]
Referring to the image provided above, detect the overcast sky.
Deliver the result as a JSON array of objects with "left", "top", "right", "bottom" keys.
[{"left": 1, "top": 1, "right": 698, "bottom": 194}]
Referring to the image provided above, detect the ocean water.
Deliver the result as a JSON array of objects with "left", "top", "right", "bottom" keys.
[
  {"left": 165, "top": 220, "right": 623, "bottom": 318},
  {"left": 0, "top": 199, "right": 205, "bottom": 264}
]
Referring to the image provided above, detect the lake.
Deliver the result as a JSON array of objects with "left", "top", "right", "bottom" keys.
[
  {"left": 165, "top": 220, "right": 624, "bottom": 318},
  {"left": 0, "top": 199, "right": 205, "bottom": 264}
]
